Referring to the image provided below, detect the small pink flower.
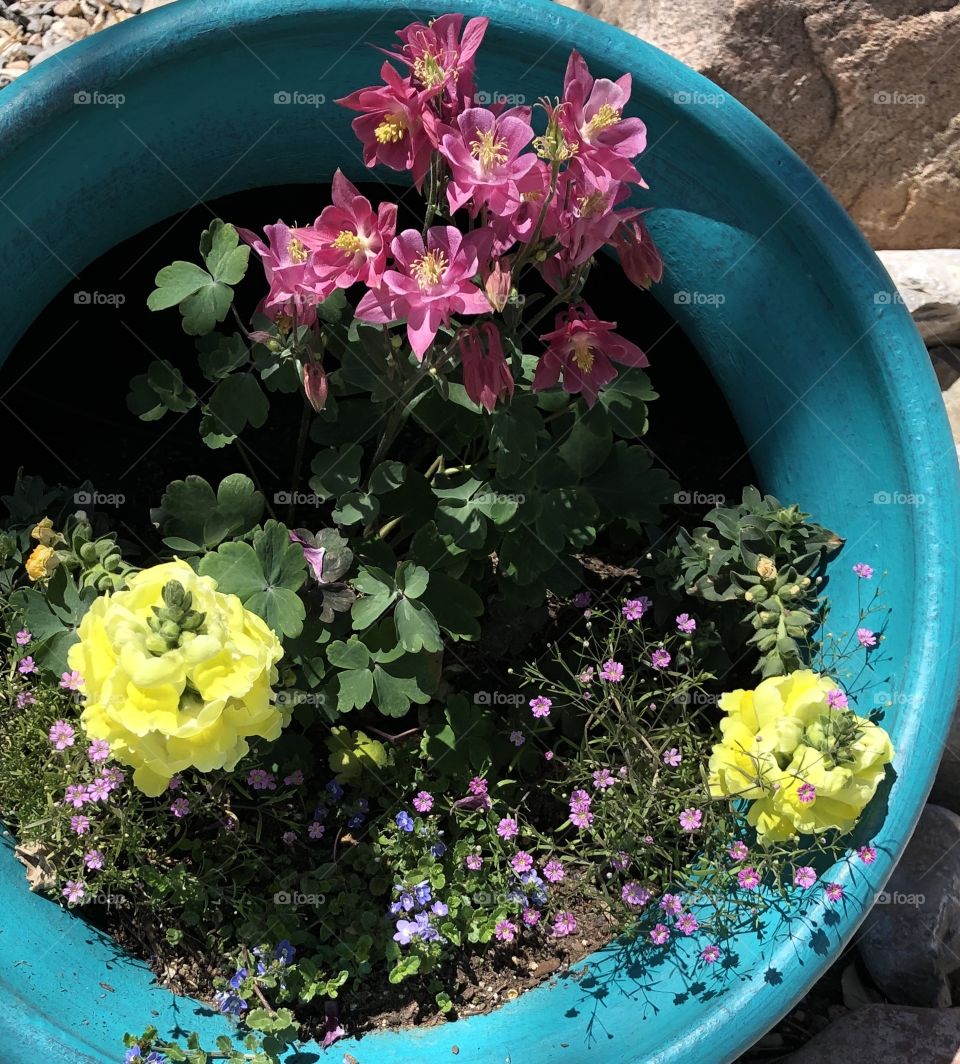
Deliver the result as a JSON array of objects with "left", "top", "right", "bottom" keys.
[
  {"left": 728, "top": 841, "right": 749, "bottom": 861},
  {"left": 282, "top": 831, "right": 297, "bottom": 846},
  {"left": 700, "top": 944, "right": 721, "bottom": 965},
  {"left": 59, "top": 670, "right": 83, "bottom": 691},
  {"left": 83, "top": 850, "right": 104, "bottom": 871},
  {"left": 544, "top": 750, "right": 555, "bottom": 762},
  {"left": 469, "top": 776, "right": 488, "bottom": 796},
  {"left": 857, "top": 627, "right": 878, "bottom": 648},
  {"left": 413, "top": 791, "right": 434, "bottom": 813},
  {"left": 824, "top": 882, "right": 844, "bottom": 904},
  {"left": 87, "top": 740, "right": 110, "bottom": 763},
  {"left": 15, "top": 629, "right": 31, "bottom": 645},
  {"left": 676, "top": 912, "right": 699, "bottom": 935},
  {"left": 679, "top": 808, "right": 702, "bottom": 832},
  {"left": 797, "top": 783, "right": 816, "bottom": 805},
  {"left": 16, "top": 692, "right": 34, "bottom": 709},
  {"left": 659, "top": 893, "right": 683, "bottom": 916},
  {"left": 622, "top": 882, "right": 650, "bottom": 908},
  {"left": 70, "top": 815, "right": 90, "bottom": 836},
  {"left": 535, "top": 303, "right": 648, "bottom": 408},
  {"left": 62, "top": 880, "right": 85, "bottom": 904},
  {"left": 570, "top": 809, "right": 594, "bottom": 829},
  {"left": 247, "top": 769, "right": 276, "bottom": 792},
  {"left": 543, "top": 859, "right": 565, "bottom": 883},
  {"left": 465, "top": 853, "right": 483, "bottom": 871},
  {"left": 48, "top": 720, "right": 75, "bottom": 751},
  {"left": 551, "top": 911, "right": 577, "bottom": 937},
  {"left": 599, "top": 659, "right": 624, "bottom": 682},
  {"left": 593, "top": 768, "right": 615, "bottom": 790},
  {"left": 459, "top": 322, "right": 515, "bottom": 412},
  {"left": 577, "top": 667, "right": 595, "bottom": 684},
  {"left": 650, "top": 647, "right": 671, "bottom": 670},
  {"left": 794, "top": 866, "right": 817, "bottom": 889},
  {"left": 649, "top": 923, "right": 670, "bottom": 945},
  {"left": 63, "top": 785, "right": 87, "bottom": 809},
  {"left": 308, "top": 821, "right": 325, "bottom": 840},
  {"left": 170, "top": 798, "right": 190, "bottom": 819},
  {"left": 497, "top": 817, "right": 519, "bottom": 840},
  {"left": 495, "top": 919, "right": 518, "bottom": 943},
  {"left": 284, "top": 770, "right": 304, "bottom": 786},
  {"left": 852, "top": 562, "right": 874, "bottom": 579},
  {"left": 529, "top": 695, "right": 553, "bottom": 718},
  {"left": 662, "top": 748, "right": 682, "bottom": 767},
  {"left": 827, "top": 689, "right": 848, "bottom": 710},
  {"left": 17, "top": 656, "right": 36, "bottom": 675},
  {"left": 737, "top": 867, "right": 760, "bottom": 891},
  {"left": 522, "top": 907, "right": 541, "bottom": 927},
  {"left": 676, "top": 613, "right": 696, "bottom": 634},
  {"left": 622, "top": 597, "right": 651, "bottom": 621},
  {"left": 355, "top": 225, "right": 493, "bottom": 360},
  {"left": 86, "top": 778, "right": 110, "bottom": 803},
  {"left": 509, "top": 730, "right": 525, "bottom": 747},
  {"left": 611, "top": 852, "right": 631, "bottom": 872},
  {"left": 511, "top": 851, "right": 534, "bottom": 874},
  {"left": 858, "top": 845, "right": 877, "bottom": 865},
  {"left": 570, "top": 789, "right": 592, "bottom": 812}
]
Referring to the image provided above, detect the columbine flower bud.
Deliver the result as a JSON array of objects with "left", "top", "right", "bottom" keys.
[
  {"left": 532, "top": 98, "right": 578, "bottom": 163},
  {"left": 482, "top": 259, "right": 512, "bottom": 313},
  {"left": 302, "top": 362, "right": 329, "bottom": 413}
]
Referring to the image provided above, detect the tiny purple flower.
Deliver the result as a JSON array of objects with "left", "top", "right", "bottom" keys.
[
  {"left": 543, "top": 859, "right": 565, "bottom": 883},
  {"left": 284, "top": 769, "right": 304, "bottom": 786},
  {"left": 700, "top": 944, "right": 721, "bottom": 965},
  {"left": 63, "top": 785, "right": 87, "bottom": 809},
  {"left": 308, "top": 821, "right": 325, "bottom": 840},
  {"left": 509, "top": 730, "right": 525, "bottom": 746},
  {"left": 577, "top": 667, "right": 595, "bottom": 684},
  {"left": 511, "top": 850, "right": 534, "bottom": 874},
  {"left": 622, "top": 596, "right": 651, "bottom": 621},
  {"left": 497, "top": 817, "right": 519, "bottom": 840},
  {"left": 737, "top": 867, "right": 760, "bottom": 890},
  {"left": 282, "top": 831, "right": 296, "bottom": 845},
  {"left": 86, "top": 778, "right": 110, "bottom": 803},
  {"left": 797, "top": 782, "right": 816, "bottom": 805},
  {"left": 858, "top": 845, "right": 877, "bottom": 865},
  {"left": 413, "top": 791, "right": 434, "bottom": 813},
  {"left": 59, "top": 670, "right": 83, "bottom": 691},
  {"left": 62, "top": 880, "right": 85, "bottom": 904},
  {"left": 465, "top": 853, "right": 483, "bottom": 871},
  {"left": 649, "top": 923, "right": 670, "bottom": 945},
  {"left": 679, "top": 807, "right": 703, "bottom": 832},
  {"left": 70, "top": 815, "right": 90, "bottom": 835},
  {"left": 659, "top": 893, "right": 683, "bottom": 916},
  {"left": 495, "top": 919, "right": 517, "bottom": 942},
  {"left": 48, "top": 720, "right": 75, "bottom": 750},
  {"left": 570, "top": 808, "right": 594, "bottom": 829},
  {"left": 824, "top": 882, "right": 844, "bottom": 903},
  {"left": 469, "top": 776, "right": 489, "bottom": 796},
  {"left": 599, "top": 659, "right": 624, "bottom": 682},
  {"left": 827, "top": 688, "right": 848, "bottom": 710},
  {"left": 662, "top": 748, "right": 682, "bottom": 767},
  {"left": 622, "top": 882, "right": 650, "bottom": 908},
  {"left": 853, "top": 562, "right": 874, "bottom": 579},
  {"left": 611, "top": 852, "right": 631, "bottom": 872},
  {"left": 592, "top": 768, "right": 615, "bottom": 790},
  {"left": 16, "top": 692, "right": 35, "bottom": 709},
  {"left": 15, "top": 629, "right": 31, "bottom": 645},
  {"left": 650, "top": 647, "right": 671, "bottom": 670},
  {"left": 794, "top": 866, "right": 817, "bottom": 889},
  {"left": 17, "top": 656, "right": 36, "bottom": 675},
  {"left": 728, "top": 841, "right": 749, "bottom": 861},
  {"left": 522, "top": 907, "right": 541, "bottom": 927},
  {"left": 857, "top": 627, "right": 878, "bottom": 648},
  {"left": 170, "top": 798, "right": 190, "bottom": 819},
  {"left": 551, "top": 911, "right": 577, "bottom": 937},
  {"left": 84, "top": 850, "right": 105, "bottom": 871},
  {"left": 529, "top": 695, "right": 552, "bottom": 718},
  {"left": 87, "top": 739, "right": 110, "bottom": 763},
  {"left": 247, "top": 768, "right": 276, "bottom": 791},
  {"left": 676, "top": 613, "right": 696, "bottom": 634},
  {"left": 675, "top": 912, "right": 699, "bottom": 935}
]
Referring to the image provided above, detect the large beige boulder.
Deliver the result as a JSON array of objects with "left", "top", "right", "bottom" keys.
[{"left": 558, "top": 0, "right": 960, "bottom": 250}]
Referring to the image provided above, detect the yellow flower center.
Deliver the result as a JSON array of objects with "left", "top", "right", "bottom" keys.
[
  {"left": 571, "top": 335, "right": 594, "bottom": 372},
  {"left": 521, "top": 189, "right": 543, "bottom": 203},
  {"left": 287, "top": 237, "right": 309, "bottom": 263},
  {"left": 585, "top": 103, "right": 622, "bottom": 137},
  {"left": 375, "top": 114, "right": 407, "bottom": 143},
  {"left": 331, "top": 230, "right": 365, "bottom": 256},
  {"left": 411, "top": 249, "right": 448, "bottom": 290},
  {"left": 576, "top": 191, "right": 608, "bottom": 218},
  {"left": 470, "top": 130, "right": 509, "bottom": 171},
  {"left": 413, "top": 52, "right": 447, "bottom": 88}
]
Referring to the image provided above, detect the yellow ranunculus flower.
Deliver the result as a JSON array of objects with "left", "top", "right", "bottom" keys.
[
  {"left": 708, "top": 669, "right": 894, "bottom": 844},
  {"left": 25, "top": 543, "right": 59, "bottom": 581},
  {"left": 67, "top": 560, "right": 285, "bottom": 796}
]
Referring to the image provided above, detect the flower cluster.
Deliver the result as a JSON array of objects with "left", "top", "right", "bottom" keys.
[{"left": 708, "top": 670, "right": 894, "bottom": 843}]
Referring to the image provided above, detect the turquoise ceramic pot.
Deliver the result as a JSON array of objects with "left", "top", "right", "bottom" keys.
[{"left": 0, "top": 1, "right": 957, "bottom": 1061}]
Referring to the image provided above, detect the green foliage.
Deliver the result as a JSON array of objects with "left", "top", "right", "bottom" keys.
[{"left": 151, "top": 474, "right": 264, "bottom": 552}]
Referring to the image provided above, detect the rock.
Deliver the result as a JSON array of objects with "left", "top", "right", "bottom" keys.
[
  {"left": 931, "top": 700, "right": 960, "bottom": 813},
  {"left": 945, "top": 379, "right": 960, "bottom": 447},
  {"left": 858, "top": 804, "right": 960, "bottom": 1006},
  {"left": 29, "top": 39, "right": 72, "bottom": 66},
  {"left": 783, "top": 1004, "right": 960, "bottom": 1063},
  {"left": 879, "top": 251, "right": 960, "bottom": 313},
  {"left": 141, "top": 0, "right": 176, "bottom": 10},
  {"left": 52, "top": 0, "right": 81, "bottom": 15},
  {"left": 929, "top": 346, "right": 960, "bottom": 391},
  {"left": 560, "top": 0, "right": 960, "bottom": 250},
  {"left": 913, "top": 301, "right": 960, "bottom": 349}
]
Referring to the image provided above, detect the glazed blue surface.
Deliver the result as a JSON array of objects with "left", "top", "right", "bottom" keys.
[{"left": 0, "top": 1, "right": 957, "bottom": 1061}]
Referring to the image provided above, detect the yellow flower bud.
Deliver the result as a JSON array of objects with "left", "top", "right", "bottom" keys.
[{"left": 30, "top": 517, "right": 57, "bottom": 546}]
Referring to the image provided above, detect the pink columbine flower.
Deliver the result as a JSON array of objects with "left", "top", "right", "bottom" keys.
[
  {"left": 336, "top": 61, "right": 436, "bottom": 189},
  {"left": 170, "top": 798, "right": 190, "bottom": 819},
  {"left": 622, "top": 596, "right": 651, "bottom": 621},
  {"left": 247, "top": 769, "right": 277, "bottom": 792},
  {"left": 439, "top": 105, "right": 537, "bottom": 216},
  {"left": 413, "top": 791, "right": 434, "bottom": 813},
  {"left": 662, "top": 748, "right": 682, "bottom": 767},
  {"left": 383, "top": 13, "right": 489, "bottom": 120},
  {"left": 535, "top": 303, "right": 649, "bottom": 407},
  {"left": 728, "top": 841, "right": 749, "bottom": 861},
  {"left": 543, "top": 859, "right": 565, "bottom": 883},
  {"left": 676, "top": 613, "right": 696, "bottom": 634},
  {"left": 63, "top": 785, "right": 88, "bottom": 809},
  {"left": 59, "top": 670, "right": 83, "bottom": 691},
  {"left": 469, "top": 776, "right": 489, "bottom": 796},
  {"left": 308, "top": 821, "right": 325, "bottom": 840},
  {"left": 237, "top": 220, "right": 327, "bottom": 322},
  {"left": 293, "top": 169, "right": 398, "bottom": 291},
  {"left": 551, "top": 911, "right": 577, "bottom": 937},
  {"left": 649, "top": 923, "right": 670, "bottom": 945},
  {"left": 622, "top": 882, "right": 651, "bottom": 908},
  {"left": 599, "top": 659, "right": 624, "bottom": 683},
  {"left": 857, "top": 627, "right": 878, "bottom": 648},
  {"left": 465, "top": 853, "right": 483, "bottom": 871},
  {"left": 62, "top": 880, "right": 85, "bottom": 904},
  {"left": 522, "top": 907, "right": 541, "bottom": 927},
  {"left": 797, "top": 783, "right": 816, "bottom": 805},
  {"left": 497, "top": 817, "right": 519, "bottom": 840},
  {"left": 15, "top": 629, "right": 31, "bottom": 645},
  {"left": 558, "top": 50, "right": 648, "bottom": 183},
  {"left": 737, "top": 867, "right": 760, "bottom": 890},
  {"left": 853, "top": 562, "right": 874, "bottom": 579},
  {"left": 659, "top": 893, "right": 683, "bottom": 916},
  {"left": 676, "top": 912, "right": 699, "bottom": 936},
  {"left": 70, "top": 815, "right": 90, "bottom": 836},
  {"left": 827, "top": 689, "right": 848, "bottom": 710},
  {"left": 529, "top": 695, "right": 553, "bottom": 718},
  {"left": 495, "top": 919, "right": 518, "bottom": 943},
  {"left": 83, "top": 850, "right": 104, "bottom": 871},
  {"left": 356, "top": 225, "right": 493, "bottom": 360},
  {"left": 16, "top": 692, "right": 35, "bottom": 709},
  {"left": 48, "top": 720, "right": 75, "bottom": 751},
  {"left": 593, "top": 768, "right": 616, "bottom": 790},
  {"left": 700, "top": 944, "right": 721, "bottom": 965},
  {"left": 284, "top": 770, "right": 304, "bottom": 787},
  {"left": 511, "top": 851, "right": 534, "bottom": 874},
  {"left": 509, "top": 730, "right": 525, "bottom": 747},
  {"left": 650, "top": 647, "right": 671, "bottom": 670},
  {"left": 612, "top": 214, "right": 663, "bottom": 289},
  {"left": 858, "top": 845, "right": 877, "bottom": 865},
  {"left": 679, "top": 808, "right": 703, "bottom": 832},
  {"left": 794, "top": 866, "right": 817, "bottom": 889},
  {"left": 459, "top": 321, "right": 515, "bottom": 412},
  {"left": 87, "top": 740, "right": 110, "bottom": 763},
  {"left": 824, "top": 882, "right": 844, "bottom": 904},
  {"left": 289, "top": 530, "right": 326, "bottom": 584},
  {"left": 18, "top": 656, "right": 36, "bottom": 675}
]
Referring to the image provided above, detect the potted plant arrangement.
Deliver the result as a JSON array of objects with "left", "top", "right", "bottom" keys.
[{"left": 0, "top": 3, "right": 956, "bottom": 1063}]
